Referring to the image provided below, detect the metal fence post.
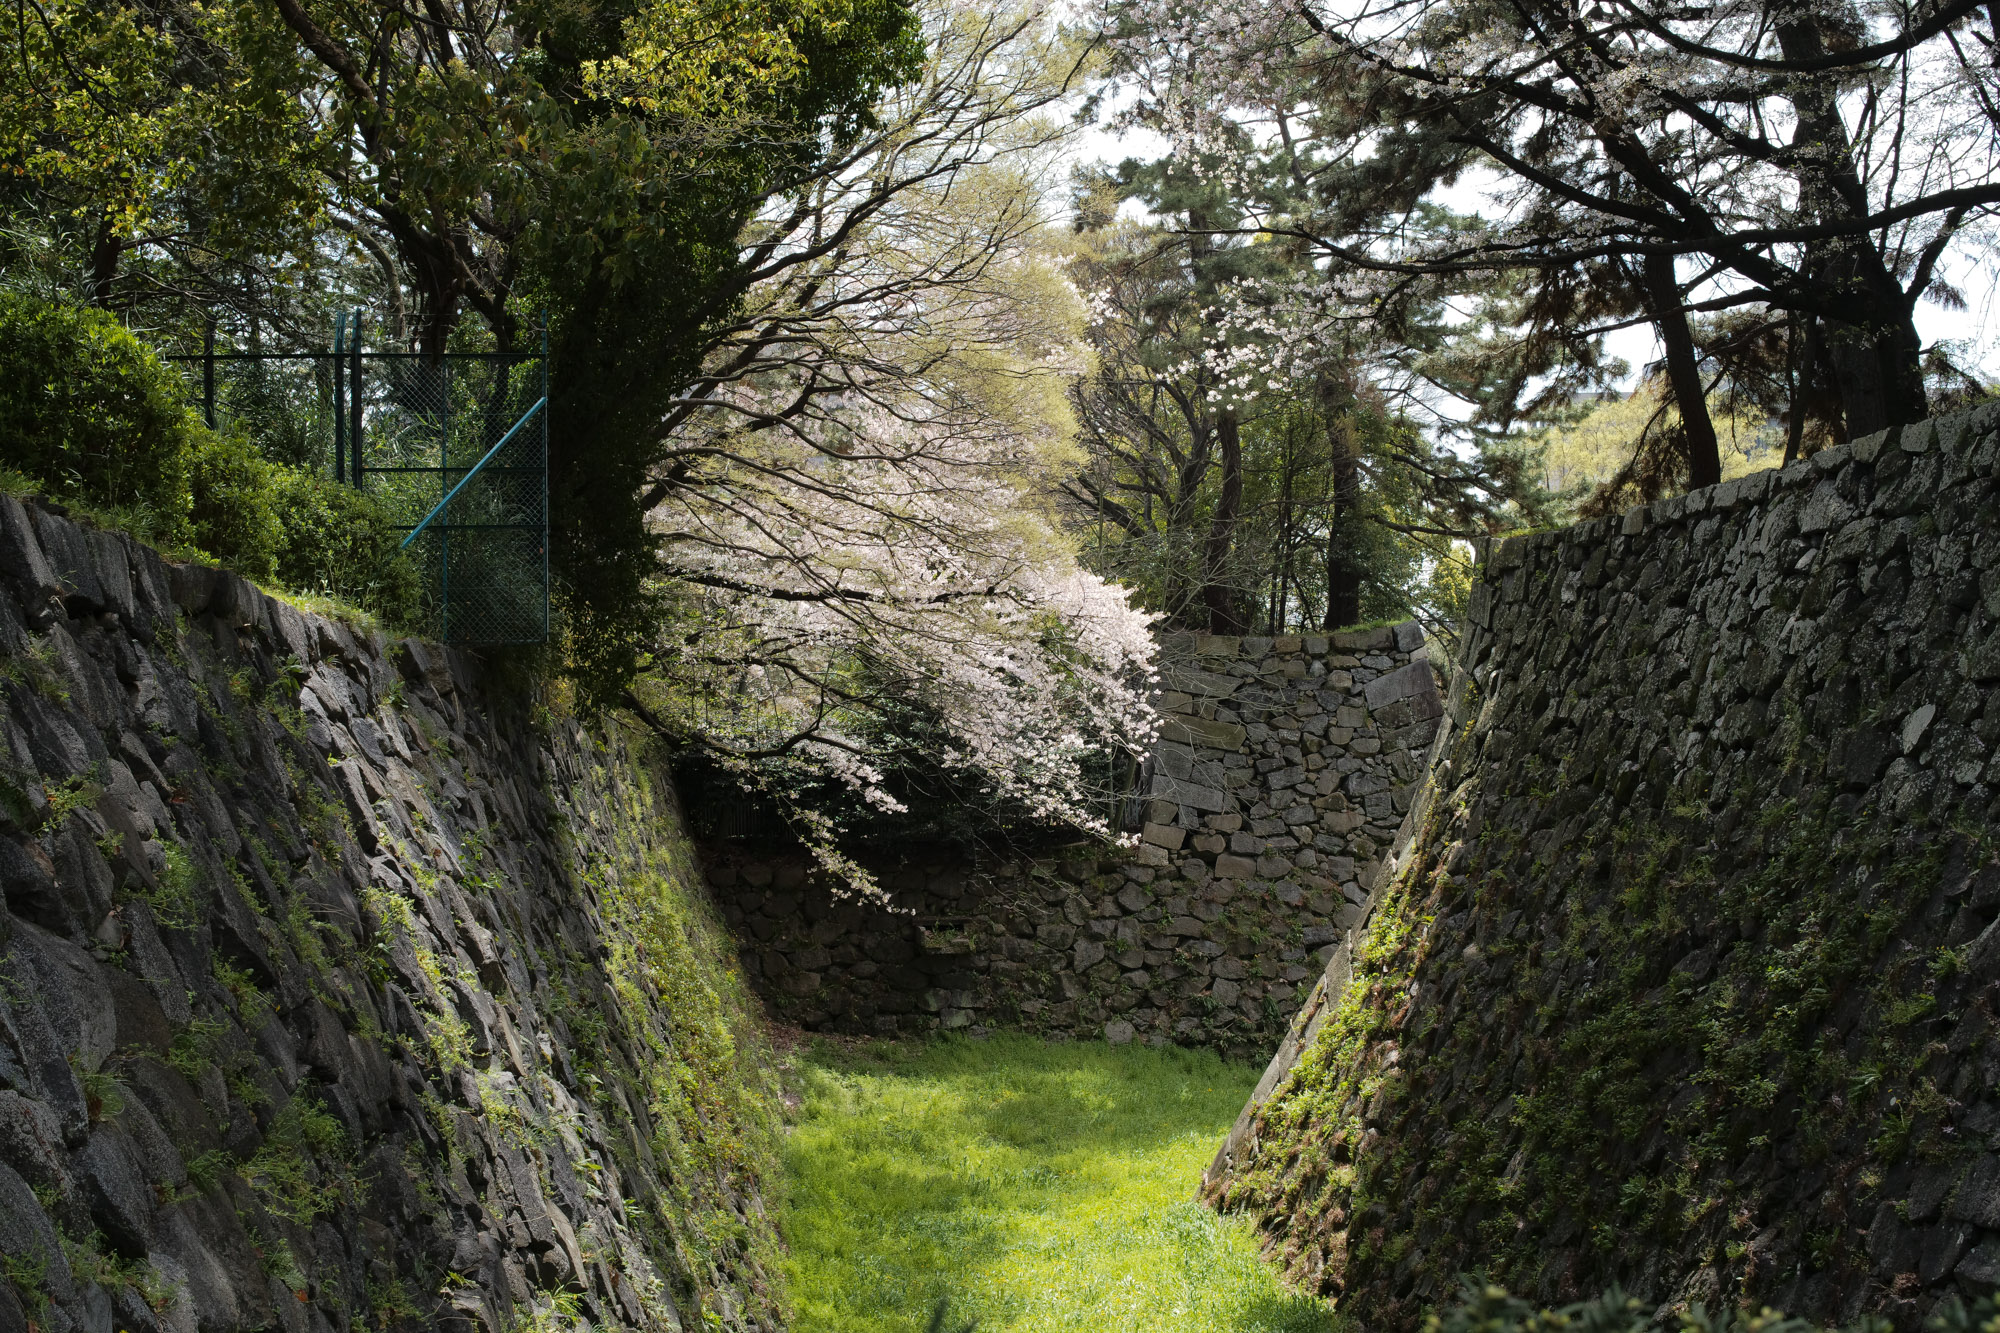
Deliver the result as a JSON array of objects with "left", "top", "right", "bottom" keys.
[
  {"left": 167, "top": 311, "right": 551, "bottom": 645},
  {"left": 202, "top": 322, "right": 216, "bottom": 429},
  {"left": 541, "top": 314, "right": 550, "bottom": 639},
  {"left": 332, "top": 313, "right": 348, "bottom": 483},
  {"left": 349, "top": 310, "right": 364, "bottom": 489},
  {"left": 439, "top": 349, "right": 449, "bottom": 637}
]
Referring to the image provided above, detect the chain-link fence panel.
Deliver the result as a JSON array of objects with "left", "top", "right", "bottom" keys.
[
  {"left": 168, "top": 321, "right": 550, "bottom": 646},
  {"left": 359, "top": 351, "right": 548, "bottom": 645},
  {"left": 168, "top": 352, "right": 342, "bottom": 471}
]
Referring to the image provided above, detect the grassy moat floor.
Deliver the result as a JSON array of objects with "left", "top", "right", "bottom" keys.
[{"left": 777, "top": 1033, "right": 1337, "bottom": 1333}]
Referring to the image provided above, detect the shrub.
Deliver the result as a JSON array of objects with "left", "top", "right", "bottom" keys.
[
  {"left": 0, "top": 294, "right": 420, "bottom": 629},
  {"left": 269, "top": 467, "right": 422, "bottom": 627},
  {"left": 0, "top": 292, "right": 197, "bottom": 536},
  {"left": 188, "top": 429, "right": 282, "bottom": 580}
]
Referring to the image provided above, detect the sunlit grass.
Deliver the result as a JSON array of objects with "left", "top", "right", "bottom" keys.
[{"left": 779, "top": 1033, "right": 1337, "bottom": 1333}]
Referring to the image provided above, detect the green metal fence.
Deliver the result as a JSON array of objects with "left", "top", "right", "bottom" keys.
[{"left": 172, "top": 314, "right": 550, "bottom": 645}]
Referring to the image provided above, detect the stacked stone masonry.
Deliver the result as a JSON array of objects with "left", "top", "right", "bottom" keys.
[
  {"left": 712, "top": 623, "right": 1443, "bottom": 1058},
  {"left": 0, "top": 498, "right": 780, "bottom": 1333},
  {"left": 1206, "top": 401, "right": 2000, "bottom": 1331}
]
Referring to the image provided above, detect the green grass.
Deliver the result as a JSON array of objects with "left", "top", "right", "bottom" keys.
[{"left": 780, "top": 1033, "right": 1337, "bottom": 1333}]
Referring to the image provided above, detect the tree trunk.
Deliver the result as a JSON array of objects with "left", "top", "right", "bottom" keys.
[
  {"left": 1776, "top": 21, "right": 1929, "bottom": 433},
  {"left": 1783, "top": 313, "right": 1813, "bottom": 465},
  {"left": 1323, "top": 413, "right": 1363, "bottom": 632},
  {"left": 89, "top": 217, "right": 121, "bottom": 309},
  {"left": 1639, "top": 252, "right": 1721, "bottom": 490},
  {"left": 1202, "top": 407, "right": 1245, "bottom": 634}
]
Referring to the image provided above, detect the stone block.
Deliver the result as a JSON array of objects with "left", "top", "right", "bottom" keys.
[
  {"left": 1158, "top": 664, "right": 1241, "bottom": 698},
  {"left": 1796, "top": 480, "right": 1854, "bottom": 534},
  {"left": 0, "top": 495, "right": 60, "bottom": 610},
  {"left": 1213, "top": 854, "right": 1257, "bottom": 879},
  {"left": 75, "top": 1124, "right": 155, "bottom": 1256},
  {"left": 1363, "top": 659, "right": 1442, "bottom": 716},
  {"left": 1959, "top": 1237, "right": 2000, "bottom": 1292},
  {"left": 1330, "top": 626, "right": 1395, "bottom": 652},
  {"left": 1160, "top": 716, "right": 1248, "bottom": 749},
  {"left": 30, "top": 510, "right": 107, "bottom": 614},
  {"left": 1140, "top": 822, "right": 1185, "bottom": 850},
  {"left": 1149, "top": 774, "right": 1228, "bottom": 813}
]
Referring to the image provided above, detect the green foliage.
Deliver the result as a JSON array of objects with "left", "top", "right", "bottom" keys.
[
  {"left": 250, "top": 1226, "right": 309, "bottom": 1294},
  {"left": 40, "top": 771, "right": 100, "bottom": 827},
  {"left": 0, "top": 634, "right": 71, "bottom": 704},
  {"left": 165, "top": 1013, "right": 228, "bottom": 1080},
  {"left": 0, "top": 293, "right": 419, "bottom": 624},
  {"left": 781, "top": 1033, "right": 1335, "bottom": 1332},
  {"left": 0, "top": 0, "right": 322, "bottom": 289},
  {"left": 506, "top": 1289, "right": 592, "bottom": 1333},
  {"left": 1428, "top": 1283, "right": 2000, "bottom": 1333},
  {"left": 139, "top": 841, "right": 202, "bottom": 929},
  {"left": 238, "top": 1091, "right": 354, "bottom": 1225},
  {"left": 269, "top": 468, "right": 423, "bottom": 627},
  {"left": 186, "top": 429, "right": 283, "bottom": 580},
  {"left": 0, "top": 1249, "right": 48, "bottom": 1316},
  {"left": 61, "top": 1228, "right": 176, "bottom": 1308},
  {"left": 74, "top": 1062, "right": 125, "bottom": 1123},
  {"left": 188, "top": 428, "right": 421, "bottom": 624},
  {"left": 182, "top": 1148, "right": 231, "bottom": 1194},
  {"left": 0, "top": 293, "right": 196, "bottom": 535},
  {"left": 1067, "top": 163, "right": 1530, "bottom": 636}
]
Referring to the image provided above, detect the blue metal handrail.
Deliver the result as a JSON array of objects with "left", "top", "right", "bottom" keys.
[{"left": 399, "top": 395, "right": 547, "bottom": 550}]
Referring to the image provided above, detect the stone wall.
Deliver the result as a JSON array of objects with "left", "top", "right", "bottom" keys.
[
  {"left": 711, "top": 623, "right": 1444, "bottom": 1060},
  {"left": 0, "top": 498, "right": 782, "bottom": 1333},
  {"left": 1204, "top": 402, "right": 2000, "bottom": 1330}
]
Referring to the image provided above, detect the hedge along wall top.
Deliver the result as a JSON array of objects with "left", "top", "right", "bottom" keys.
[
  {"left": 707, "top": 622, "right": 1446, "bottom": 1061},
  {"left": 1203, "top": 401, "right": 2000, "bottom": 1332}
]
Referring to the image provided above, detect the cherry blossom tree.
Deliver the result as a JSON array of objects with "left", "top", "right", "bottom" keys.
[{"left": 623, "top": 1, "right": 1162, "bottom": 887}]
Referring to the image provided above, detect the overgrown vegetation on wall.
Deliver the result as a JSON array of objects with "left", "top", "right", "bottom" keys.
[
  {"left": 1208, "top": 405, "right": 2000, "bottom": 1330},
  {"left": 0, "top": 497, "right": 785, "bottom": 1331}
]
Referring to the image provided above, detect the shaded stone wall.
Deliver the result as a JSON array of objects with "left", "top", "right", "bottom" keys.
[
  {"left": 1204, "top": 403, "right": 2000, "bottom": 1330},
  {"left": 711, "top": 624, "right": 1444, "bottom": 1059},
  {"left": 0, "top": 498, "right": 782, "bottom": 1333}
]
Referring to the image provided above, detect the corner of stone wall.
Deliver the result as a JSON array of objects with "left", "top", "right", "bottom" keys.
[
  {"left": 1204, "top": 398, "right": 2000, "bottom": 1196},
  {"left": 711, "top": 621, "right": 1449, "bottom": 1060},
  {"left": 1198, "top": 398, "right": 2000, "bottom": 1327}
]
